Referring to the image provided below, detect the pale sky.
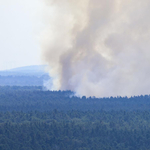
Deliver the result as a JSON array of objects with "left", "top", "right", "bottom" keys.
[{"left": 0, "top": 0, "right": 44, "bottom": 70}]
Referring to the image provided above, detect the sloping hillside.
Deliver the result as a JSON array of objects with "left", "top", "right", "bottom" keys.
[
  {"left": 0, "top": 65, "right": 50, "bottom": 86},
  {"left": 0, "top": 65, "right": 48, "bottom": 76}
]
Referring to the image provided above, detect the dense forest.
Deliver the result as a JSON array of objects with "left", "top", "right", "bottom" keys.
[
  {"left": 0, "top": 86, "right": 150, "bottom": 112},
  {"left": 0, "top": 86, "right": 150, "bottom": 149}
]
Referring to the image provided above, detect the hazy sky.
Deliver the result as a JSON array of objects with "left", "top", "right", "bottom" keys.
[{"left": 0, "top": 0, "right": 44, "bottom": 70}]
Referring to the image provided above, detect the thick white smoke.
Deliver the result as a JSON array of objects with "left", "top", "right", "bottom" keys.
[{"left": 41, "top": 0, "right": 150, "bottom": 97}]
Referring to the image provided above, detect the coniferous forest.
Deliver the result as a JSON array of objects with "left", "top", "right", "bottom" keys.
[{"left": 1, "top": 86, "right": 150, "bottom": 149}]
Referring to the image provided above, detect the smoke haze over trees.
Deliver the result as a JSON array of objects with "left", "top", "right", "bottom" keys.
[{"left": 41, "top": 0, "right": 150, "bottom": 97}]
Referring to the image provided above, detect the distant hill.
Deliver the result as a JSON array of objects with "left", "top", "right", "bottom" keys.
[
  {"left": 0, "top": 65, "right": 51, "bottom": 86},
  {"left": 0, "top": 65, "right": 48, "bottom": 76}
]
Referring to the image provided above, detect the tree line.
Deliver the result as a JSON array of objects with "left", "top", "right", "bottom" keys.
[{"left": 0, "top": 86, "right": 150, "bottom": 112}]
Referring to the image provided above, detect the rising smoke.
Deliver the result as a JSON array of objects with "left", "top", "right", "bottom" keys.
[{"left": 41, "top": 0, "right": 150, "bottom": 97}]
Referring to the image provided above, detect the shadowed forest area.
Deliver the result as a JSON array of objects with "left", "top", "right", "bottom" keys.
[{"left": 0, "top": 86, "right": 150, "bottom": 149}]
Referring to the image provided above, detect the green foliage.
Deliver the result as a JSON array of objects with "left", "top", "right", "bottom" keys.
[
  {"left": 0, "top": 110, "right": 150, "bottom": 149},
  {"left": 0, "top": 86, "right": 150, "bottom": 112},
  {"left": 0, "top": 86, "right": 150, "bottom": 149}
]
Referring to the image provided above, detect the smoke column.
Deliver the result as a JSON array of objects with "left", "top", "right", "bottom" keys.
[{"left": 41, "top": 0, "right": 150, "bottom": 97}]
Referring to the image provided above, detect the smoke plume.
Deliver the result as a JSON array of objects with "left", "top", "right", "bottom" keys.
[{"left": 41, "top": 0, "right": 150, "bottom": 97}]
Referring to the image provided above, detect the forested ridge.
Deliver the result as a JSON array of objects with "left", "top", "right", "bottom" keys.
[
  {"left": 0, "top": 86, "right": 150, "bottom": 149},
  {"left": 0, "top": 86, "right": 150, "bottom": 112},
  {"left": 0, "top": 75, "right": 49, "bottom": 86}
]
